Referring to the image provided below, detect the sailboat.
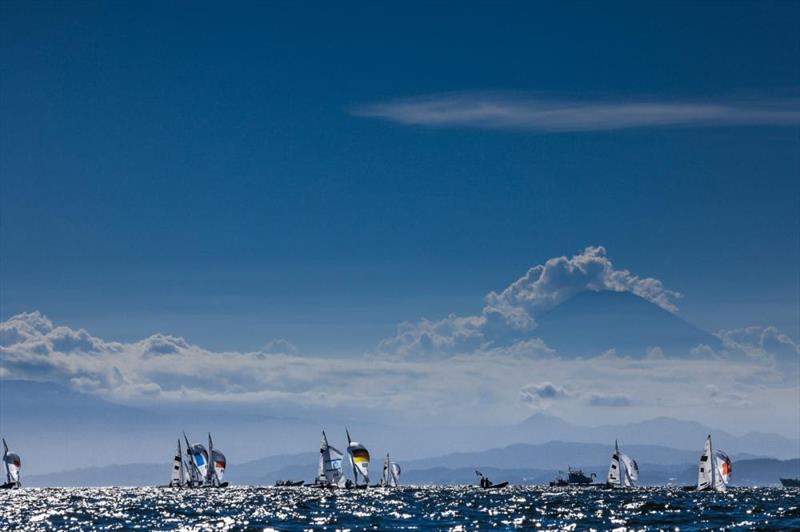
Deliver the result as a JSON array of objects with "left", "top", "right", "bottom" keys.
[
  {"left": 379, "top": 453, "right": 402, "bottom": 487},
  {"left": 606, "top": 440, "right": 639, "bottom": 488},
  {"left": 183, "top": 432, "right": 209, "bottom": 488},
  {"left": 206, "top": 433, "right": 229, "bottom": 488},
  {"left": 346, "top": 428, "right": 370, "bottom": 489},
  {"left": 310, "top": 430, "right": 346, "bottom": 488},
  {"left": 166, "top": 439, "right": 186, "bottom": 488},
  {"left": 1, "top": 438, "right": 21, "bottom": 489},
  {"left": 697, "top": 434, "right": 732, "bottom": 491}
]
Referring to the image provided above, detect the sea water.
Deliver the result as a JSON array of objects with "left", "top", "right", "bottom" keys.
[{"left": 1, "top": 486, "right": 798, "bottom": 530}]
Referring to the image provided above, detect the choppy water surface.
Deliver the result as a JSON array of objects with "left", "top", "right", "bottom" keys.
[{"left": 1, "top": 486, "right": 798, "bottom": 531}]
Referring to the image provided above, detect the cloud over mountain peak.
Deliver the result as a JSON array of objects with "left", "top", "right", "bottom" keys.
[{"left": 378, "top": 246, "right": 681, "bottom": 358}]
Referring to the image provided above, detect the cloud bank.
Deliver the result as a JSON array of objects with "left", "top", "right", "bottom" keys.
[
  {"left": 0, "top": 310, "right": 796, "bottom": 431},
  {"left": 353, "top": 92, "right": 800, "bottom": 132},
  {"left": 377, "top": 246, "right": 681, "bottom": 358}
]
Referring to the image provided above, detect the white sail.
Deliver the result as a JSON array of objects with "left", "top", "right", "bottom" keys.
[
  {"left": 381, "top": 454, "right": 390, "bottom": 486},
  {"left": 390, "top": 462, "right": 401, "bottom": 486},
  {"left": 3, "top": 439, "right": 21, "bottom": 486},
  {"left": 607, "top": 443, "right": 621, "bottom": 485},
  {"left": 170, "top": 439, "right": 184, "bottom": 486},
  {"left": 346, "top": 429, "right": 370, "bottom": 486},
  {"left": 697, "top": 434, "right": 730, "bottom": 491},
  {"left": 320, "top": 431, "right": 345, "bottom": 486},
  {"left": 183, "top": 432, "right": 207, "bottom": 485},
  {"left": 619, "top": 453, "right": 639, "bottom": 487}
]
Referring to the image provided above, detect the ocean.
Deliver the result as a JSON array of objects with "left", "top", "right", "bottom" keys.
[{"left": 1, "top": 486, "right": 798, "bottom": 530}]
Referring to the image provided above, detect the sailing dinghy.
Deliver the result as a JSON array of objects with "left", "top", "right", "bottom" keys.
[
  {"left": 346, "top": 428, "right": 370, "bottom": 489},
  {"left": 207, "top": 433, "right": 229, "bottom": 488},
  {"left": 1, "top": 438, "right": 21, "bottom": 489},
  {"left": 309, "top": 430, "right": 346, "bottom": 488},
  {"left": 606, "top": 440, "right": 639, "bottom": 488},
  {"left": 183, "top": 432, "right": 209, "bottom": 487},
  {"left": 379, "top": 454, "right": 402, "bottom": 487},
  {"left": 164, "top": 439, "right": 187, "bottom": 487},
  {"left": 696, "top": 434, "right": 732, "bottom": 491}
]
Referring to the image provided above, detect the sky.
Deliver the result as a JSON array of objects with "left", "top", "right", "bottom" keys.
[{"left": 1, "top": 1, "right": 799, "bottom": 461}]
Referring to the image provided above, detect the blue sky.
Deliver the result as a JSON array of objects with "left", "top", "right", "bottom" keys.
[
  {"left": 1, "top": 3, "right": 800, "bottom": 470},
  {"left": 2, "top": 0, "right": 799, "bottom": 358}
]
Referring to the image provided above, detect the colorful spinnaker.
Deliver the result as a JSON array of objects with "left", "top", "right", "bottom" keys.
[{"left": 346, "top": 428, "right": 370, "bottom": 486}]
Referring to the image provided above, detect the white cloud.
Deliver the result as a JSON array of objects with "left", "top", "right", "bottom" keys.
[
  {"left": 377, "top": 246, "right": 681, "bottom": 357},
  {"left": 520, "top": 381, "right": 571, "bottom": 402},
  {"left": 353, "top": 92, "right": 800, "bottom": 132},
  {"left": 716, "top": 325, "right": 800, "bottom": 364},
  {"left": 706, "top": 384, "right": 752, "bottom": 408}
]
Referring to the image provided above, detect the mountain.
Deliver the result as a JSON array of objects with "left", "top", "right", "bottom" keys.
[
  {"left": 506, "top": 413, "right": 800, "bottom": 459},
  {"left": 534, "top": 291, "right": 723, "bottom": 357},
  {"left": 403, "top": 441, "right": 700, "bottom": 470}
]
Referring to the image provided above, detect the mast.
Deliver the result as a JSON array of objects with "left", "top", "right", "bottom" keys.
[
  {"left": 616, "top": 440, "right": 622, "bottom": 488},
  {"left": 183, "top": 431, "right": 198, "bottom": 486},
  {"left": 709, "top": 434, "right": 716, "bottom": 490},
  {"left": 207, "top": 433, "right": 215, "bottom": 486},
  {"left": 346, "top": 428, "right": 358, "bottom": 485},
  {"left": 2, "top": 438, "right": 9, "bottom": 485},
  {"left": 318, "top": 431, "right": 327, "bottom": 484},
  {"left": 178, "top": 439, "right": 185, "bottom": 486}
]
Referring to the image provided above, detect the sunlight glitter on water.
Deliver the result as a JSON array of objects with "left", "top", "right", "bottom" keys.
[{"left": 0, "top": 486, "right": 798, "bottom": 531}]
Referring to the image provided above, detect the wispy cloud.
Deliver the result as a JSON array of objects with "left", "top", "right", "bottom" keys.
[{"left": 352, "top": 92, "right": 800, "bottom": 132}]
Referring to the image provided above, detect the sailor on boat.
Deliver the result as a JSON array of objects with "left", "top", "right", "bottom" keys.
[
  {"left": 1, "top": 438, "right": 21, "bottom": 490},
  {"left": 476, "top": 470, "right": 508, "bottom": 490}
]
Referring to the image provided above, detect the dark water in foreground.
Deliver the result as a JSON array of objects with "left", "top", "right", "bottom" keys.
[{"left": 1, "top": 486, "right": 798, "bottom": 531}]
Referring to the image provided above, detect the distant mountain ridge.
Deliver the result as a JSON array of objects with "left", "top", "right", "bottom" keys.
[{"left": 505, "top": 413, "right": 799, "bottom": 459}]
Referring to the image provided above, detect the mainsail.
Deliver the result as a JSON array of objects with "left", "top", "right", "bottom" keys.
[
  {"left": 346, "top": 428, "right": 370, "bottom": 486},
  {"left": 697, "top": 434, "right": 731, "bottom": 491},
  {"left": 2, "top": 439, "right": 21, "bottom": 488},
  {"left": 170, "top": 439, "right": 185, "bottom": 487},
  {"left": 183, "top": 432, "right": 208, "bottom": 486},
  {"left": 319, "top": 431, "right": 345, "bottom": 487}
]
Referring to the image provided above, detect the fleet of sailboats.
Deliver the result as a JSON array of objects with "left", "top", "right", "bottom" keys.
[
  {"left": 0, "top": 431, "right": 751, "bottom": 490},
  {"left": 162, "top": 432, "right": 228, "bottom": 488}
]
